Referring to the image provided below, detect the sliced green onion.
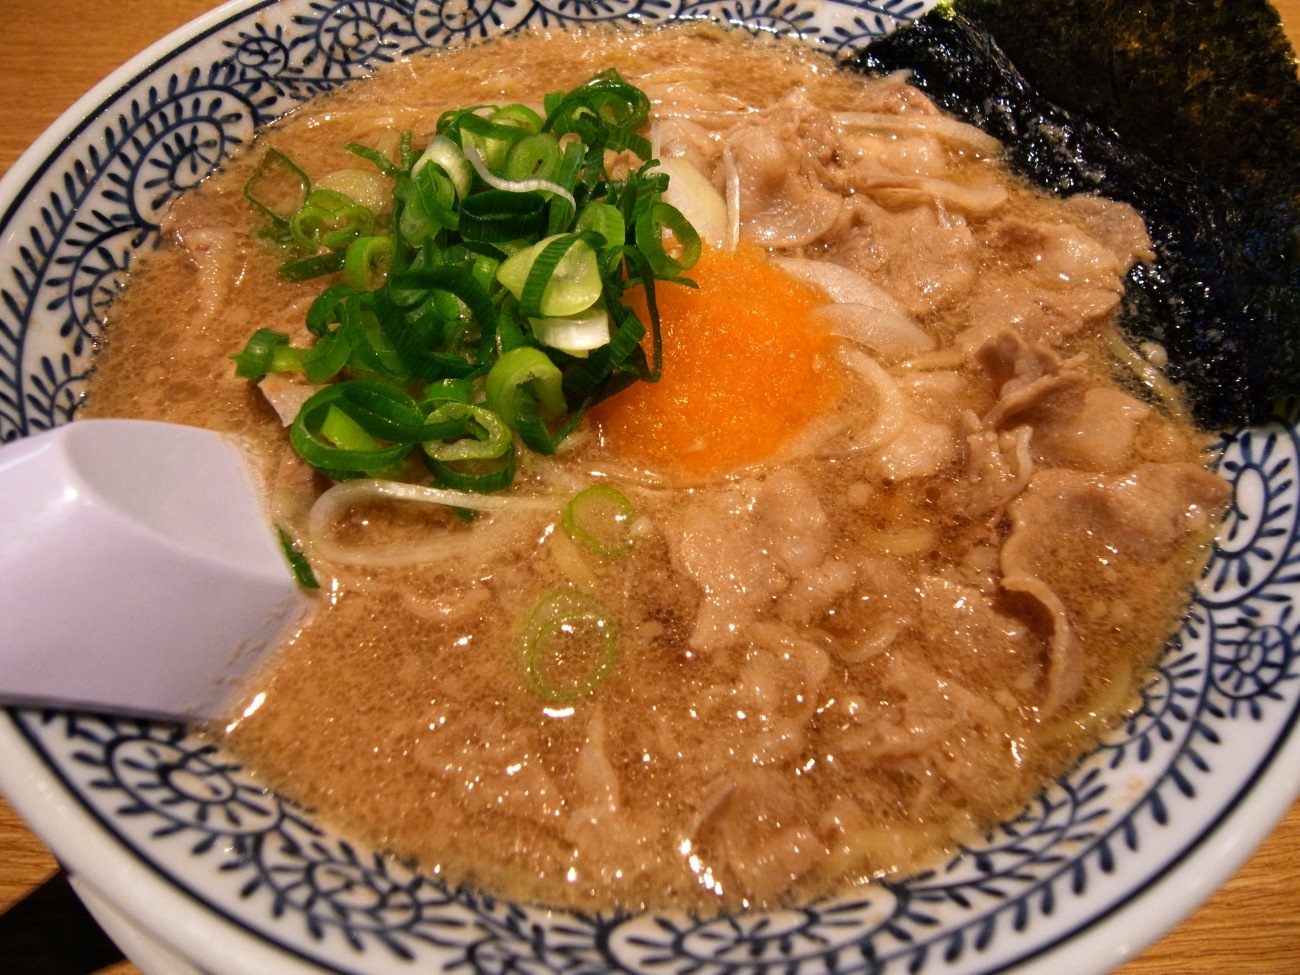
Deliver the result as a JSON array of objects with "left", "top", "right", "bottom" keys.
[
  {"left": 517, "top": 590, "right": 619, "bottom": 702},
  {"left": 231, "top": 327, "right": 291, "bottom": 380},
  {"left": 279, "top": 250, "right": 347, "bottom": 282},
  {"left": 634, "top": 200, "right": 701, "bottom": 277},
  {"left": 484, "top": 346, "right": 566, "bottom": 429},
  {"left": 344, "top": 235, "right": 395, "bottom": 291},
  {"left": 402, "top": 164, "right": 461, "bottom": 241},
  {"left": 497, "top": 232, "right": 602, "bottom": 318},
  {"left": 562, "top": 311, "right": 648, "bottom": 400},
  {"left": 290, "top": 193, "right": 374, "bottom": 251},
  {"left": 238, "top": 71, "right": 703, "bottom": 497},
  {"left": 335, "top": 298, "right": 408, "bottom": 382},
  {"left": 428, "top": 443, "right": 516, "bottom": 493},
  {"left": 517, "top": 406, "right": 585, "bottom": 456},
  {"left": 317, "top": 167, "right": 393, "bottom": 210},
  {"left": 301, "top": 326, "right": 353, "bottom": 384},
  {"left": 304, "top": 282, "right": 358, "bottom": 336},
  {"left": 277, "top": 526, "right": 321, "bottom": 589},
  {"left": 380, "top": 267, "right": 496, "bottom": 381},
  {"left": 319, "top": 405, "right": 383, "bottom": 455},
  {"left": 458, "top": 190, "right": 547, "bottom": 243},
  {"left": 575, "top": 201, "right": 626, "bottom": 253},
  {"left": 290, "top": 382, "right": 421, "bottom": 474},
  {"left": 244, "top": 148, "right": 310, "bottom": 228},
  {"left": 422, "top": 377, "right": 474, "bottom": 406},
  {"left": 562, "top": 485, "right": 638, "bottom": 558},
  {"left": 491, "top": 103, "right": 544, "bottom": 133},
  {"left": 544, "top": 71, "right": 650, "bottom": 137},
  {"left": 505, "top": 133, "right": 562, "bottom": 182},
  {"left": 344, "top": 141, "right": 403, "bottom": 179},
  {"left": 621, "top": 250, "right": 666, "bottom": 382},
  {"left": 545, "top": 140, "right": 586, "bottom": 234},
  {"left": 421, "top": 402, "right": 511, "bottom": 462},
  {"left": 412, "top": 135, "right": 473, "bottom": 198},
  {"left": 334, "top": 380, "right": 425, "bottom": 441}
]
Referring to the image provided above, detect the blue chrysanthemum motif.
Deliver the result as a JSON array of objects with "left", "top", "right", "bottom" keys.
[
  {"left": 292, "top": 1, "right": 415, "bottom": 73},
  {"left": 681, "top": 0, "right": 820, "bottom": 37},
  {"left": 609, "top": 895, "right": 903, "bottom": 974},
  {"left": 1209, "top": 418, "right": 1300, "bottom": 599},
  {"left": 231, "top": 23, "right": 296, "bottom": 78},
  {"left": 2, "top": 3, "right": 1298, "bottom": 975},
  {"left": 813, "top": 0, "right": 931, "bottom": 51},
  {"left": 411, "top": 0, "right": 528, "bottom": 44},
  {"left": 528, "top": 0, "right": 675, "bottom": 27}
]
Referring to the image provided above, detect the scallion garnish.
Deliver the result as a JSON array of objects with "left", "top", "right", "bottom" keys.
[
  {"left": 277, "top": 526, "right": 320, "bottom": 590},
  {"left": 234, "top": 69, "right": 699, "bottom": 497},
  {"left": 344, "top": 234, "right": 395, "bottom": 291},
  {"left": 517, "top": 590, "right": 620, "bottom": 702},
  {"left": 245, "top": 149, "right": 310, "bottom": 234},
  {"left": 562, "top": 485, "right": 638, "bottom": 558}
]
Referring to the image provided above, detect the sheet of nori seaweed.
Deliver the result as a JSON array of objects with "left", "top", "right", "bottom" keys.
[
  {"left": 851, "top": 4, "right": 1300, "bottom": 429},
  {"left": 953, "top": 0, "right": 1300, "bottom": 208}
]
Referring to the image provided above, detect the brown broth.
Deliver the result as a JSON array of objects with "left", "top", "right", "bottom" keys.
[{"left": 81, "top": 23, "right": 1227, "bottom": 913}]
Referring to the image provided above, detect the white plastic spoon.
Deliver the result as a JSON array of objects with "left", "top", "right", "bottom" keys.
[{"left": 0, "top": 419, "right": 306, "bottom": 722}]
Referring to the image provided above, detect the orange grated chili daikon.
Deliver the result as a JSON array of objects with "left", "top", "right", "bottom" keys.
[{"left": 591, "top": 242, "right": 841, "bottom": 477}]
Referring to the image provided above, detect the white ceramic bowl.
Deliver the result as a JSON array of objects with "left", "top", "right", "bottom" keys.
[{"left": 2, "top": 2, "right": 1298, "bottom": 974}]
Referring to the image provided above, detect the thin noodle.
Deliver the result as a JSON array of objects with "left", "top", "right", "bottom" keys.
[{"left": 306, "top": 479, "right": 557, "bottom": 567}]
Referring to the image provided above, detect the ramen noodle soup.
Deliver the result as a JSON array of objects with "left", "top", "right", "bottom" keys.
[{"left": 81, "top": 24, "right": 1229, "bottom": 912}]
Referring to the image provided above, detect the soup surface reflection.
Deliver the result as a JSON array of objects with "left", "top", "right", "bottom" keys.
[{"left": 82, "top": 24, "right": 1229, "bottom": 912}]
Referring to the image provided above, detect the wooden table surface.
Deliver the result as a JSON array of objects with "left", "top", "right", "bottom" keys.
[{"left": 2, "top": 2, "right": 1298, "bottom": 973}]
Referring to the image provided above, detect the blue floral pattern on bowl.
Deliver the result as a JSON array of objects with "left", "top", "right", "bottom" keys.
[{"left": 0, "top": 2, "right": 1297, "bottom": 974}]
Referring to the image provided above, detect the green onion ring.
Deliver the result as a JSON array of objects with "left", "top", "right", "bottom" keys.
[
  {"left": 562, "top": 485, "right": 638, "bottom": 558},
  {"left": 485, "top": 346, "right": 567, "bottom": 428},
  {"left": 244, "top": 148, "right": 310, "bottom": 228},
  {"left": 344, "top": 235, "right": 395, "bottom": 291},
  {"left": 517, "top": 589, "right": 620, "bottom": 702},
  {"left": 421, "top": 402, "right": 512, "bottom": 462},
  {"left": 231, "top": 327, "right": 290, "bottom": 380},
  {"left": 505, "top": 133, "right": 562, "bottom": 183},
  {"left": 428, "top": 443, "right": 516, "bottom": 494},
  {"left": 634, "top": 201, "right": 702, "bottom": 277},
  {"left": 291, "top": 381, "right": 424, "bottom": 473}
]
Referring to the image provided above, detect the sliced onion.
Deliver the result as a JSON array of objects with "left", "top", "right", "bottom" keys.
[
  {"left": 812, "top": 303, "right": 936, "bottom": 359},
  {"left": 656, "top": 152, "right": 729, "bottom": 250},
  {"left": 258, "top": 374, "right": 324, "bottom": 426},
  {"left": 830, "top": 344, "right": 906, "bottom": 455},
  {"left": 773, "top": 257, "right": 910, "bottom": 317}
]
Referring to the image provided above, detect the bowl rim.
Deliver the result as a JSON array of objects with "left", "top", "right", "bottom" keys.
[
  {"left": 0, "top": 713, "right": 327, "bottom": 974},
  {"left": 0, "top": 2, "right": 1298, "bottom": 973},
  {"left": 2, "top": 696, "right": 1296, "bottom": 975},
  {"left": 0, "top": 0, "right": 272, "bottom": 243}
]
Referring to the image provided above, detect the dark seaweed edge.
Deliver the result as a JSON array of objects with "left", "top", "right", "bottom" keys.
[{"left": 851, "top": 3, "right": 1300, "bottom": 429}]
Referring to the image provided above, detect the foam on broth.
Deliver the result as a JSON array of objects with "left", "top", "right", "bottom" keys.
[{"left": 81, "top": 23, "right": 1228, "bottom": 913}]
